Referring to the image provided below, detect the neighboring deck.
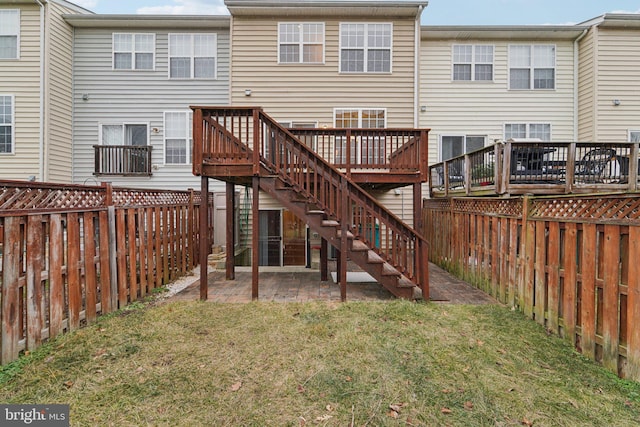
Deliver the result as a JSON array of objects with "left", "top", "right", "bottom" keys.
[{"left": 429, "top": 140, "right": 640, "bottom": 198}]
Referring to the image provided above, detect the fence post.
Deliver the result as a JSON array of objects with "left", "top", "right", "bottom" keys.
[
  {"left": 2, "top": 217, "right": 21, "bottom": 364},
  {"left": 200, "top": 177, "right": 209, "bottom": 301},
  {"left": 104, "top": 183, "right": 118, "bottom": 311}
]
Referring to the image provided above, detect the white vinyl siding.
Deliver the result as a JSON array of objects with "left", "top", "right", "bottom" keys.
[
  {"left": 0, "top": 9, "right": 19, "bottom": 59},
  {"left": 340, "top": 23, "right": 392, "bottom": 73},
  {"left": 113, "top": 33, "right": 155, "bottom": 70},
  {"left": 169, "top": 33, "right": 217, "bottom": 79},
  {"left": 278, "top": 23, "right": 324, "bottom": 64},
  {"left": 164, "top": 111, "right": 192, "bottom": 165},
  {"left": 452, "top": 45, "right": 493, "bottom": 81},
  {"left": 509, "top": 44, "right": 556, "bottom": 90},
  {"left": 504, "top": 123, "right": 551, "bottom": 140},
  {"left": 0, "top": 95, "right": 14, "bottom": 154}
]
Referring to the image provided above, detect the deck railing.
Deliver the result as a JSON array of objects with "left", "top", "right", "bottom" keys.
[
  {"left": 287, "top": 128, "right": 428, "bottom": 180},
  {"left": 430, "top": 141, "right": 640, "bottom": 197},
  {"left": 94, "top": 145, "right": 153, "bottom": 176},
  {"left": 192, "top": 106, "right": 428, "bottom": 295}
]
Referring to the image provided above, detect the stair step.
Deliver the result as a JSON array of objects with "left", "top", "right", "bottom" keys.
[
  {"left": 322, "top": 220, "right": 339, "bottom": 227},
  {"left": 336, "top": 230, "right": 354, "bottom": 239},
  {"left": 351, "top": 240, "right": 369, "bottom": 252},
  {"left": 381, "top": 263, "right": 401, "bottom": 277},
  {"left": 397, "top": 276, "right": 416, "bottom": 288},
  {"left": 367, "top": 251, "right": 385, "bottom": 264}
]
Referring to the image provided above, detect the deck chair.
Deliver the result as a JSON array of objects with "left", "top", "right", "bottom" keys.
[{"left": 575, "top": 148, "right": 620, "bottom": 183}]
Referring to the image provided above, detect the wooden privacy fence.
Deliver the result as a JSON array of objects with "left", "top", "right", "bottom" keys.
[
  {"left": 0, "top": 180, "right": 214, "bottom": 365},
  {"left": 424, "top": 194, "right": 640, "bottom": 381}
]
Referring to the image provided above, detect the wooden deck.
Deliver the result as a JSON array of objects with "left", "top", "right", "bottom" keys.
[{"left": 429, "top": 140, "right": 640, "bottom": 197}]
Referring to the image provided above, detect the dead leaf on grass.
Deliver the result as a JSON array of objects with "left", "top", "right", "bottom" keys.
[
  {"left": 297, "top": 384, "right": 306, "bottom": 393},
  {"left": 316, "top": 414, "right": 332, "bottom": 421},
  {"left": 63, "top": 381, "right": 74, "bottom": 389},
  {"left": 441, "top": 407, "right": 452, "bottom": 414},
  {"left": 325, "top": 404, "right": 333, "bottom": 412},
  {"left": 345, "top": 376, "right": 352, "bottom": 382},
  {"left": 464, "top": 401, "right": 474, "bottom": 410},
  {"left": 521, "top": 418, "right": 533, "bottom": 426},
  {"left": 387, "top": 410, "right": 399, "bottom": 419},
  {"left": 298, "top": 416, "right": 306, "bottom": 426},
  {"left": 230, "top": 381, "right": 242, "bottom": 392}
]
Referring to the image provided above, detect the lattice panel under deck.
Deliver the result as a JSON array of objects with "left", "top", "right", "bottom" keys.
[
  {"left": 452, "top": 198, "right": 523, "bottom": 217},
  {"left": 423, "top": 198, "right": 451, "bottom": 211},
  {"left": 529, "top": 196, "right": 640, "bottom": 224}
]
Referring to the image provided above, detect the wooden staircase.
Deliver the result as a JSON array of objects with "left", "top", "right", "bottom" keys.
[{"left": 192, "top": 106, "right": 429, "bottom": 300}]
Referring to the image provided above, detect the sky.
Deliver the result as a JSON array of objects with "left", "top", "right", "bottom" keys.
[{"left": 74, "top": 0, "right": 640, "bottom": 25}]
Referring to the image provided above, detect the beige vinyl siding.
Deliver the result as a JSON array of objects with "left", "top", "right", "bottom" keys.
[
  {"left": 0, "top": 5, "right": 41, "bottom": 180},
  {"left": 230, "top": 18, "right": 416, "bottom": 128},
  {"left": 591, "top": 28, "right": 640, "bottom": 142},
  {"left": 72, "top": 28, "right": 230, "bottom": 191},
  {"left": 45, "top": 1, "right": 75, "bottom": 183},
  {"left": 577, "top": 29, "right": 596, "bottom": 141},
  {"left": 420, "top": 39, "right": 576, "bottom": 165}
]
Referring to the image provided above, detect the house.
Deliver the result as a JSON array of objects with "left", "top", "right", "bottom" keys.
[
  {"left": 419, "top": 25, "right": 588, "bottom": 164},
  {"left": 0, "top": 0, "right": 90, "bottom": 183},
  {"left": 577, "top": 14, "right": 640, "bottom": 143},
  {"left": 64, "top": 14, "right": 231, "bottom": 191}
]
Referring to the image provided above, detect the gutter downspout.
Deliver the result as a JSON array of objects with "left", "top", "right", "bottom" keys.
[
  {"left": 573, "top": 28, "right": 588, "bottom": 142},
  {"left": 413, "top": 5, "right": 424, "bottom": 128},
  {"left": 35, "top": 0, "right": 46, "bottom": 181}
]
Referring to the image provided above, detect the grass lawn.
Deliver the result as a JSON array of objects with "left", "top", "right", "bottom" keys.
[{"left": 1, "top": 299, "right": 640, "bottom": 426}]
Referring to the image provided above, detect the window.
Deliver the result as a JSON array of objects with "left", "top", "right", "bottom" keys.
[
  {"left": 101, "top": 124, "right": 148, "bottom": 146},
  {"left": 630, "top": 131, "right": 640, "bottom": 143},
  {"left": 334, "top": 108, "right": 386, "bottom": 164},
  {"left": 509, "top": 45, "right": 555, "bottom": 90},
  {"left": 281, "top": 121, "right": 318, "bottom": 150},
  {"left": 0, "top": 95, "right": 13, "bottom": 153},
  {"left": 169, "top": 34, "right": 217, "bottom": 79},
  {"left": 278, "top": 23, "right": 324, "bottom": 64},
  {"left": 504, "top": 123, "right": 551, "bottom": 140},
  {"left": 452, "top": 45, "right": 493, "bottom": 81},
  {"left": 340, "top": 23, "right": 392, "bottom": 73},
  {"left": 113, "top": 33, "right": 155, "bottom": 70},
  {"left": 0, "top": 9, "right": 19, "bottom": 59},
  {"left": 164, "top": 111, "right": 192, "bottom": 165},
  {"left": 440, "top": 135, "right": 485, "bottom": 161}
]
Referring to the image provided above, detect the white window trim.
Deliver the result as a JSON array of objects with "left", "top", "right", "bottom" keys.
[
  {"left": 163, "top": 111, "right": 193, "bottom": 166},
  {"left": 99, "top": 122, "right": 150, "bottom": 146},
  {"left": 451, "top": 44, "right": 494, "bottom": 82},
  {"left": 438, "top": 134, "right": 487, "bottom": 162},
  {"left": 0, "top": 9, "right": 20, "bottom": 60},
  {"left": 112, "top": 33, "right": 156, "bottom": 71},
  {"left": 339, "top": 22, "right": 393, "bottom": 74},
  {"left": 507, "top": 44, "right": 556, "bottom": 91},
  {"left": 168, "top": 33, "right": 218, "bottom": 80},
  {"left": 0, "top": 94, "right": 15, "bottom": 155},
  {"left": 503, "top": 123, "right": 552, "bottom": 140},
  {"left": 277, "top": 22, "right": 325, "bottom": 65}
]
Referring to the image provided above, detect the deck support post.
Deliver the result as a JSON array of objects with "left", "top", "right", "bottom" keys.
[
  {"left": 199, "top": 176, "right": 209, "bottom": 301},
  {"left": 320, "top": 236, "right": 328, "bottom": 282},
  {"left": 226, "top": 182, "right": 235, "bottom": 280},
  {"left": 339, "top": 178, "right": 348, "bottom": 302},
  {"left": 413, "top": 183, "right": 423, "bottom": 235},
  {"left": 251, "top": 176, "right": 260, "bottom": 300}
]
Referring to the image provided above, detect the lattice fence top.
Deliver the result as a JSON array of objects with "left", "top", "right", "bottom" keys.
[
  {"left": 423, "top": 198, "right": 451, "bottom": 211},
  {"left": 453, "top": 198, "right": 523, "bottom": 217},
  {"left": 0, "top": 180, "right": 203, "bottom": 215},
  {"left": 112, "top": 188, "right": 193, "bottom": 207},
  {"left": 529, "top": 196, "right": 640, "bottom": 224},
  {"left": 0, "top": 182, "right": 106, "bottom": 215}
]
